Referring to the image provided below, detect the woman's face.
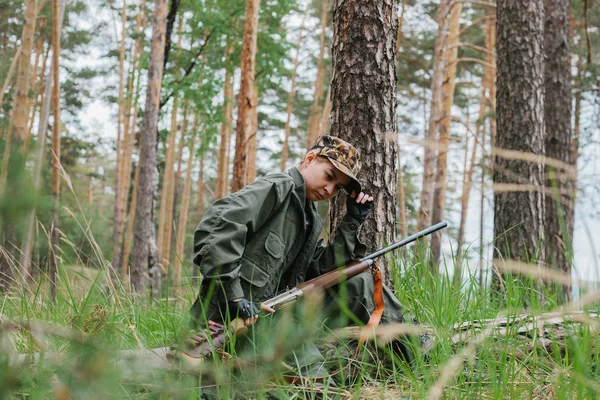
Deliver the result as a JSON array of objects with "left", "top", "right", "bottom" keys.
[{"left": 299, "top": 153, "right": 351, "bottom": 201}]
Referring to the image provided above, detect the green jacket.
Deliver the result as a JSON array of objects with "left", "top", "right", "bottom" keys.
[{"left": 193, "top": 167, "right": 367, "bottom": 302}]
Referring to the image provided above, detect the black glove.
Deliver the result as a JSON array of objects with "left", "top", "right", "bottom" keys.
[
  {"left": 346, "top": 194, "right": 373, "bottom": 224},
  {"left": 226, "top": 298, "right": 260, "bottom": 319}
]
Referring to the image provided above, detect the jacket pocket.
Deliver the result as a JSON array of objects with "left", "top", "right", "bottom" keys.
[
  {"left": 264, "top": 231, "right": 284, "bottom": 259},
  {"left": 239, "top": 259, "right": 270, "bottom": 288}
]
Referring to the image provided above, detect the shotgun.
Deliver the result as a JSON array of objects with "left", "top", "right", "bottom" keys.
[{"left": 173, "top": 221, "right": 448, "bottom": 362}]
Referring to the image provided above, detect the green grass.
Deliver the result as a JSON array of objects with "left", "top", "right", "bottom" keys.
[{"left": 1, "top": 246, "right": 599, "bottom": 399}]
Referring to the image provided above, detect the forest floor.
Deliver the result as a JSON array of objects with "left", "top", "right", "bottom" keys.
[{"left": 1, "top": 260, "right": 599, "bottom": 399}]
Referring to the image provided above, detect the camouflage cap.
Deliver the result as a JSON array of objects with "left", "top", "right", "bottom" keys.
[{"left": 309, "top": 135, "right": 362, "bottom": 195}]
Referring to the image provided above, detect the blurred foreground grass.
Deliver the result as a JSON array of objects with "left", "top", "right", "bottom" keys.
[{"left": 0, "top": 252, "right": 599, "bottom": 399}]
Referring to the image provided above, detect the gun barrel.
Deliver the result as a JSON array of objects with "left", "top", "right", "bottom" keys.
[{"left": 360, "top": 221, "right": 448, "bottom": 261}]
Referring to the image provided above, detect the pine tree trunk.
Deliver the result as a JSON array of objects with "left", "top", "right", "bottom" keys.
[
  {"left": 231, "top": 0, "right": 260, "bottom": 193},
  {"left": 112, "top": 0, "right": 128, "bottom": 266},
  {"left": 430, "top": 2, "right": 462, "bottom": 269},
  {"left": 396, "top": 1, "right": 407, "bottom": 238},
  {"left": 174, "top": 130, "right": 197, "bottom": 294},
  {"left": 26, "top": 40, "right": 49, "bottom": 153},
  {"left": 306, "top": 0, "right": 329, "bottom": 148},
  {"left": 216, "top": 63, "right": 234, "bottom": 200},
  {"left": 456, "top": 13, "right": 496, "bottom": 274},
  {"left": 544, "top": 0, "right": 573, "bottom": 301},
  {"left": 171, "top": 100, "right": 188, "bottom": 229},
  {"left": 130, "top": 0, "right": 168, "bottom": 294},
  {"left": 19, "top": 0, "right": 67, "bottom": 283},
  {"left": 112, "top": 0, "right": 146, "bottom": 277},
  {"left": 0, "top": 0, "right": 38, "bottom": 291},
  {"left": 159, "top": 108, "right": 179, "bottom": 272},
  {"left": 492, "top": 0, "right": 546, "bottom": 296},
  {"left": 23, "top": 17, "right": 46, "bottom": 156},
  {"left": 281, "top": 20, "right": 306, "bottom": 172},
  {"left": 122, "top": 159, "right": 140, "bottom": 280},
  {"left": 417, "top": 0, "right": 450, "bottom": 233},
  {"left": 49, "top": 0, "right": 61, "bottom": 300},
  {"left": 329, "top": 0, "right": 398, "bottom": 281}
]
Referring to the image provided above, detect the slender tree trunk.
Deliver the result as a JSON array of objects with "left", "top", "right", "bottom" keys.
[
  {"left": 456, "top": 13, "right": 496, "bottom": 273},
  {"left": 544, "top": 0, "right": 573, "bottom": 302},
  {"left": 88, "top": 175, "right": 94, "bottom": 204},
  {"left": 24, "top": 17, "right": 46, "bottom": 156},
  {"left": 492, "top": 0, "right": 546, "bottom": 297},
  {"left": 281, "top": 19, "right": 306, "bottom": 172},
  {"left": 231, "top": 0, "right": 260, "bottom": 193},
  {"left": 573, "top": 55, "right": 582, "bottom": 189},
  {"left": 0, "top": 45, "right": 22, "bottom": 121},
  {"left": 130, "top": 0, "right": 168, "bottom": 294},
  {"left": 20, "top": 0, "right": 67, "bottom": 283},
  {"left": 171, "top": 100, "right": 189, "bottom": 233},
  {"left": 49, "top": 0, "right": 61, "bottom": 300},
  {"left": 159, "top": 106, "right": 178, "bottom": 272},
  {"left": 396, "top": 1, "right": 407, "bottom": 238},
  {"left": 0, "top": 0, "right": 38, "bottom": 291},
  {"left": 174, "top": 126, "right": 197, "bottom": 294},
  {"left": 306, "top": 0, "right": 329, "bottom": 148},
  {"left": 112, "top": 0, "right": 146, "bottom": 276},
  {"left": 26, "top": 42, "right": 49, "bottom": 153},
  {"left": 329, "top": 0, "right": 398, "bottom": 282},
  {"left": 430, "top": 2, "right": 463, "bottom": 269},
  {"left": 416, "top": 0, "right": 450, "bottom": 233},
  {"left": 216, "top": 63, "right": 234, "bottom": 200},
  {"left": 113, "top": 0, "right": 128, "bottom": 264},
  {"left": 122, "top": 159, "right": 140, "bottom": 280}
]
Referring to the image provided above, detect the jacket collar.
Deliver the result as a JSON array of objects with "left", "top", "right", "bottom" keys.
[{"left": 288, "top": 167, "right": 307, "bottom": 211}]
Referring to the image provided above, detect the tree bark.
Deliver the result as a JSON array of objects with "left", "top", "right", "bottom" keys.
[
  {"left": 24, "top": 16, "right": 46, "bottom": 156},
  {"left": 430, "top": 2, "right": 463, "bottom": 269},
  {"left": 544, "top": 0, "right": 574, "bottom": 300},
  {"left": 26, "top": 38, "right": 49, "bottom": 155},
  {"left": 329, "top": 0, "right": 398, "bottom": 282},
  {"left": 416, "top": 0, "right": 450, "bottom": 233},
  {"left": 246, "top": 82, "right": 259, "bottom": 184},
  {"left": 492, "top": 0, "right": 546, "bottom": 297},
  {"left": 49, "top": 0, "right": 61, "bottom": 300},
  {"left": 306, "top": 0, "right": 329, "bottom": 148},
  {"left": 130, "top": 0, "right": 168, "bottom": 294},
  {"left": 231, "top": 0, "right": 260, "bottom": 193},
  {"left": 215, "top": 63, "right": 234, "bottom": 200}
]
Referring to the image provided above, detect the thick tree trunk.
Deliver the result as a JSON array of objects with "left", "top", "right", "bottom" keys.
[
  {"left": 416, "top": 0, "right": 450, "bottom": 233},
  {"left": 130, "top": 0, "right": 168, "bottom": 294},
  {"left": 329, "top": 0, "right": 398, "bottom": 281},
  {"left": 306, "top": 0, "right": 329, "bottom": 148},
  {"left": 216, "top": 64, "right": 234, "bottom": 200},
  {"left": 430, "top": 2, "right": 463, "bottom": 269},
  {"left": 544, "top": 0, "right": 574, "bottom": 301},
  {"left": 49, "top": 0, "right": 61, "bottom": 300},
  {"left": 26, "top": 39, "right": 49, "bottom": 154},
  {"left": 492, "top": 0, "right": 546, "bottom": 296},
  {"left": 231, "top": 0, "right": 260, "bottom": 193}
]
